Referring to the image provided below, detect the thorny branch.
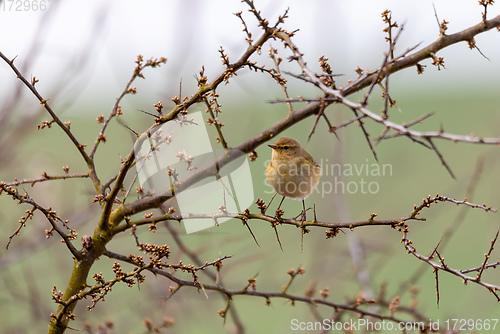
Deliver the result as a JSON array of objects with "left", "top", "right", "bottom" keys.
[
  {"left": 271, "top": 13, "right": 500, "bottom": 177},
  {"left": 5, "top": 172, "right": 90, "bottom": 187},
  {"left": 89, "top": 56, "right": 167, "bottom": 160},
  {"left": 113, "top": 195, "right": 496, "bottom": 236},
  {"left": 0, "top": 52, "right": 103, "bottom": 193},
  {"left": 401, "top": 228, "right": 500, "bottom": 302},
  {"left": 1, "top": 182, "right": 80, "bottom": 258},
  {"left": 104, "top": 250, "right": 449, "bottom": 332},
  {"left": 112, "top": 194, "right": 500, "bottom": 302},
  {"left": 95, "top": 5, "right": 500, "bottom": 226}
]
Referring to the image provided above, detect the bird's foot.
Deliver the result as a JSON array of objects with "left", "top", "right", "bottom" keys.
[{"left": 294, "top": 208, "right": 310, "bottom": 222}]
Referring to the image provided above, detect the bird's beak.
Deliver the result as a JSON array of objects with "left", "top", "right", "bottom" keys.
[{"left": 268, "top": 144, "right": 277, "bottom": 149}]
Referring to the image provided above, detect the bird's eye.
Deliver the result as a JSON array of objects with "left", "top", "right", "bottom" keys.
[{"left": 283, "top": 146, "right": 289, "bottom": 150}]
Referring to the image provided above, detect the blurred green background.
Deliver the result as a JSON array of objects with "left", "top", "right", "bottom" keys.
[{"left": 1, "top": 1, "right": 500, "bottom": 333}]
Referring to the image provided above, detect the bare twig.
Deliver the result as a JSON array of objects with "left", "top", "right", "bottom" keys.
[
  {"left": 0, "top": 52, "right": 99, "bottom": 186},
  {"left": 401, "top": 228, "right": 500, "bottom": 301},
  {"left": 1, "top": 182, "right": 81, "bottom": 259},
  {"left": 112, "top": 194, "right": 496, "bottom": 236},
  {"left": 6, "top": 172, "right": 89, "bottom": 187}
]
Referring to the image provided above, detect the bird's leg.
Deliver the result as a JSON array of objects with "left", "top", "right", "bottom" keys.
[
  {"left": 301, "top": 199, "right": 306, "bottom": 222},
  {"left": 293, "top": 200, "right": 309, "bottom": 221},
  {"left": 276, "top": 196, "right": 286, "bottom": 211}
]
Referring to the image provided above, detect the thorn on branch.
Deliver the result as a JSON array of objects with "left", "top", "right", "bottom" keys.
[
  {"left": 426, "top": 139, "right": 455, "bottom": 179},
  {"left": 272, "top": 218, "right": 283, "bottom": 251},
  {"left": 350, "top": 107, "right": 378, "bottom": 163},
  {"left": 307, "top": 101, "right": 326, "bottom": 142},
  {"left": 434, "top": 269, "right": 440, "bottom": 307},
  {"left": 432, "top": 4, "right": 448, "bottom": 37},
  {"left": 241, "top": 215, "right": 260, "bottom": 247},
  {"left": 468, "top": 37, "right": 491, "bottom": 60},
  {"left": 476, "top": 230, "right": 499, "bottom": 281}
]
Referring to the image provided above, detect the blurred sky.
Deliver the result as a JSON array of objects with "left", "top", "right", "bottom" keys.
[{"left": 0, "top": 0, "right": 498, "bottom": 117}]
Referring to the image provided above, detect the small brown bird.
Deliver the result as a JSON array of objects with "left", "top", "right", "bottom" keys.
[{"left": 266, "top": 137, "right": 321, "bottom": 221}]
